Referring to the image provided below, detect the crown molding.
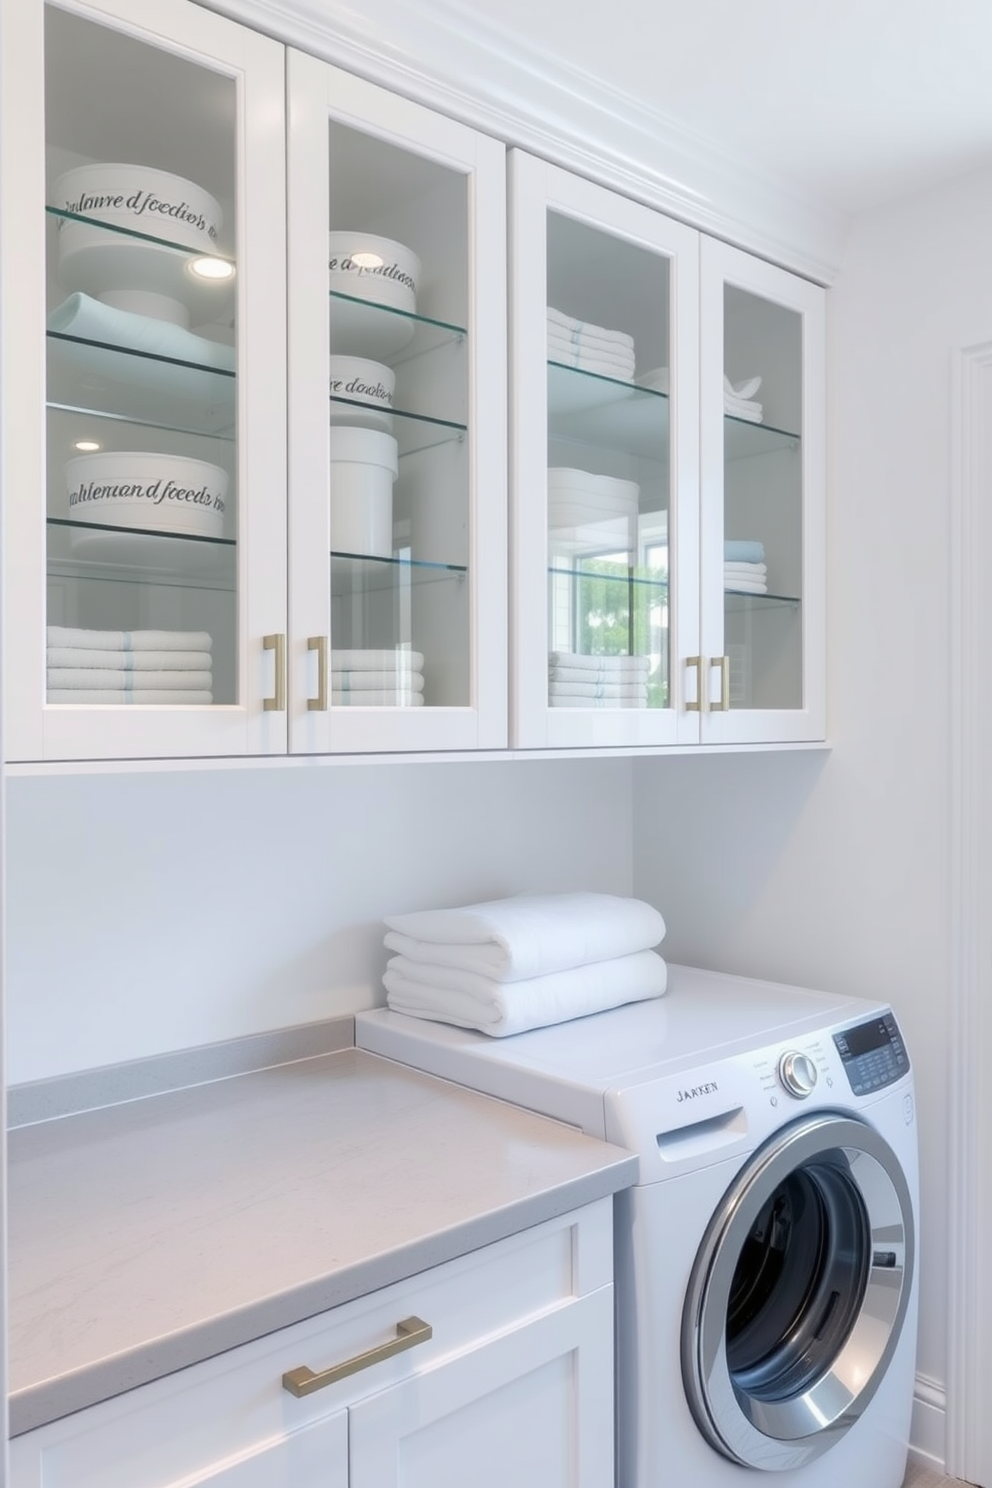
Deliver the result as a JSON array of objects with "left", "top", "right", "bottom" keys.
[{"left": 197, "top": 0, "right": 847, "bottom": 282}]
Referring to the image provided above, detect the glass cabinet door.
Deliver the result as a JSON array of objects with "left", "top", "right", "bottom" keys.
[
  {"left": 699, "top": 238, "right": 825, "bottom": 743},
  {"left": 2, "top": 0, "right": 286, "bottom": 762},
  {"left": 510, "top": 151, "right": 701, "bottom": 749},
  {"left": 287, "top": 52, "right": 507, "bottom": 753}
]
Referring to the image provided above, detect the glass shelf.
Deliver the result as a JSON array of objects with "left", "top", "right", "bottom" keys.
[
  {"left": 47, "top": 516, "right": 236, "bottom": 588},
  {"left": 329, "top": 291, "right": 466, "bottom": 363},
  {"left": 47, "top": 330, "right": 236, "bottom": 437},
  {"left": 725, "top": 414, "right": 800, "bottom": 459},
  {"left": 548, "top": 562, "right": 667, "bottom": 593},
  {"left": 548, "top": 362, "right": 669, "bottom": 461},
  {"left": 724, "top": 588, "right": 801, "bottom": 610},
  {"left": 331, "top": 550, "right": 468, "bottom": 594},
  {"left": 330, "top": 399, "right": 466, "bottom": 458},
  {"left": 46, "top": 205, "right": 235, "bottom": 265}
]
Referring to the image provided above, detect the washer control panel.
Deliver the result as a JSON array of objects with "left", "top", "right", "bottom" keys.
[
  {"left": 778, "top": 1050, "right": 818, "bottom": 1098},
  {"left": 833, "top": 1012, "right": 910, "bottom": 1095}
]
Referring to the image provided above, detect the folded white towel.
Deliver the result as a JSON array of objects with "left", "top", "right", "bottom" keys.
[
  {"left": 331, "top": 649, "right": 425, "bottom": 671},
  {"left": 47, "top": 626, "right": 213, "bottom": 652},
  {"left": 384, "top": 891, "right": 665, "bottom": 981},
  {"left": 384, "top": 949, "right": 668, "bottom": 1037},
  {"left": 550, "top": 695, "right": 647, "bottom": 708},
  {"left": 49, "top": 293, "right": 235, "bottom": 372},
  {"left": 723, "top": 562, "right": 767, "bottom": 577},
  {"left": 548, "top": 340, "right": 636, "bottom": 373},
  {"left": 47, "top": 668, "right": 212, "bottom": 690},
  {"left": 547, "top": 307, "right": 635, "bottom": 352},
  {"left": 724, "top": 396, "right": 763, "bottom": 423},
  {"left": 331, "top": 690, "right": 424, "bottom": 706},
  {"left": 723, "top": 374, "right": 763, "bottom": 399},
  {"left": 546, "top": 327, "right": 636, "bottom": 360},
  {"left": 48, "top": 689, "right": 213, "bottom": 704},
  {"left": 549, "top": 651, "right": 649, "bottom": 673},
  {"left": 45, "top": 647, "right": 213, "bottom": 671},
  {"left": 724, "top": 540, "right": 766, "bottom": 563},
  {"left": 724, "top": 579, "right": 768, "bottom": 594},
  {"left": 331, "top": 670, "right": 424, "bottom": 692},
  {"left": 549, "top": 682, "right": 648, "bottom": 699},
  {"left": 549, "top": 665, "right": 650, "bottom": 684}
]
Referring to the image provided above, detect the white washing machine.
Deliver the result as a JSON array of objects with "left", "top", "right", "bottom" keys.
[{"left": 356, "top": 963, "right": 919, "bottom": 1488}]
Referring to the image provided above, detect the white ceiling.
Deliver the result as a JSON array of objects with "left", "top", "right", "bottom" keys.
[{"left": 440, "top": 0, "right": 992, "bottom": 217}]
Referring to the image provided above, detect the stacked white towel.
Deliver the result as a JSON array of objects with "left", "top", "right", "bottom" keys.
[
  {"left": 724, "top": 374, "right": 763, "bottom": 423},
  {"left": 46, "top": 626, "right": 213, "bottom": 703},
  {"left": 382, "top": 891, "right": 668, "bottom": 1036},
  {"left": 723, "top": 538, "right": 768, "bottom": 594},
  {"left": 331, "top": 648, "right": 425, "bottom": 706},
  {"left": 549, "top": 651, "right": 649, "bottom": 708},
  {"left": 547, "top": 306, "right": 636, "bottom": 382}
]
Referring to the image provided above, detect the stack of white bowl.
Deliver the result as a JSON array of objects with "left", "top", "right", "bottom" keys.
[{"left": 548, "top": 467, "right": 640, "bottom": 555}]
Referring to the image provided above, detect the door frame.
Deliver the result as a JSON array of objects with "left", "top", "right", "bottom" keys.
[{"left": 946, "top": 337, "right": 992, "bottom": 1485}]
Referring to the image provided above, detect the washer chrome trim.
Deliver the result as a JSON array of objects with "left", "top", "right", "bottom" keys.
[{"left": 681, "top": 1112, "right": 915, "bottom": 1471}]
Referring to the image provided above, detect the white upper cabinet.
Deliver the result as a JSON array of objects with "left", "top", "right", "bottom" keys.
[
  {"left": 2, "top": 0, "right": 288, "bottom": 763},
  {"left": 509, "top": 149, "right": 826, "bottom": 750},
  {"left": 286, "top": 51, "right": 507, "bottom": 754}
]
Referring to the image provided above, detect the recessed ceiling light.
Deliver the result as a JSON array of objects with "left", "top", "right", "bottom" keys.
[
  {"left": 73, "top": 439, "right": 101, "bottom": 452},
  {"left": 350, "top": 251, "right": 384, "bottom": 269}
]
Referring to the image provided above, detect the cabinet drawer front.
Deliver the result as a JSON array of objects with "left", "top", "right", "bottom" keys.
[{"left": 11, "top": 1202, "right": 612, "bottom": 1488}]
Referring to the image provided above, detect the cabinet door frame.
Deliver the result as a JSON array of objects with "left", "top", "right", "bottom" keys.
[
  {"left": 509, "top": 149, "right": 701, "bottom": 751},
  {"left": 286, "top": 49, "right": 508, "bottom": 754},
  {"left": 698, "top": 237, "right": 826, "bottom": 744},
  {"left": 1, "top": 0, "right": 289, "bottom": 764}
]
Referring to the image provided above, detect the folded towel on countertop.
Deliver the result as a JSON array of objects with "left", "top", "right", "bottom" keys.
[
  {"left": 45, "top": 647, "right": 213, "bottom": 670},
  {"left": 384, "top": 948, "right": 668, "bottom": 1037},
  {"left": 48, "top": 689, "right": 213, "bottom": 704},
  {"left": 384, "top": 890, "right": 665, "bottom": 981},
  {"left": 47, "top": 626, "right": 213, "bottom": 652}
]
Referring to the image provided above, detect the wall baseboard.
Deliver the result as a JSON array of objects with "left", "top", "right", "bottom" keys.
[{"left": 910, "top": 1376, "right": 947, "bottom": 1474}]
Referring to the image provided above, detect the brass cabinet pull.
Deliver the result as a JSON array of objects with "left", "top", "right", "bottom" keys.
[
  {"left": 685, "top": 656, "right": 703, "bottom": 712},
  {"left": 307, "top": 635, "right": 328, "bottom": 711},
  {"left": 263, "top": 633, "right": 287, "bottom": 712},
  {"left": 711, "top": 654, "right": 730, "bottom": 711},
  {"left": 282, "top": 1316, "right": 432, "bottom": 1398}
]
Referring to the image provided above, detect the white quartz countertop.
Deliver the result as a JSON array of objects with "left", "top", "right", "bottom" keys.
[{"left": 7, "top": 1047, "right": 637, "bottom": 1436}]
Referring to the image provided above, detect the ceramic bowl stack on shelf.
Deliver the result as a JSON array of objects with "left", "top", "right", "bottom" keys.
[{"left": 547, "top": 467, "right": 640, "bottom": 556}]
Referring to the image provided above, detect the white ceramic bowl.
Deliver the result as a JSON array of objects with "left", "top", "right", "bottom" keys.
[
  {"left": 329, "top": 356, "right": 395, "bottom": 433},
  {"left": 65, "top": 451, "right": 229, "bottom": 539},
  {"left": 329, "top": 426, "right": 399, "bottom": 559},
  {"left": 328, "top": 232, "right": 420, "bottom": 314}
]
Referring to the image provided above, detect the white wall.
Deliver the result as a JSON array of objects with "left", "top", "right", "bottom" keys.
[
  {"left": 5, "top": 755, "right": 633, "bottom": 1084},
  {"left": 633, "top": 161, "right": 992, "bottom": 1407}
]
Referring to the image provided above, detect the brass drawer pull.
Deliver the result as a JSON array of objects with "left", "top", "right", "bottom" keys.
[
  {"left": 307, "top": 635, "right": 328, "bottom": 711},
  {"left": 282, "top": 1316, "right": 433, "bottom": 1398},
  {"left": 263, "top": 633, "right": 287, "bottom": 712},
  {"left": 685, "top": 655, "right": 702, "bottom": 712},
  {"left": 711, "top": 654, "right": 730, "bottom": 711}
]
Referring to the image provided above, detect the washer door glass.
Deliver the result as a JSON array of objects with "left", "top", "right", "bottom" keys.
[{"left": 681, "top": 1113, "right": 915, "bottom": 1471}]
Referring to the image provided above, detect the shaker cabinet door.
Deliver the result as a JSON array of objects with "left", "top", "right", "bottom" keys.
[
  {"left": 509, "top": 150, "right": 701, "bottom": 750},
  {"left": 698, "top": 237, "right": 826, "bottom": 744},
  {"left": 2, "top": 0, "right": 288, "bottom": 762},
  {"left": 286, "top": 51, "right": 508, "bottom": 754}
]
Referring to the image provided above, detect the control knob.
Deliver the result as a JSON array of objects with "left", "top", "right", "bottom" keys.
[{"left": 778, "top": 1050, "right": 818, "bottom": 1099}]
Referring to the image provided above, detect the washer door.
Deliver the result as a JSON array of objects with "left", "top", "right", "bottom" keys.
[{"left": 681, "top": 1112, "right": 915, "bottom": 1471}]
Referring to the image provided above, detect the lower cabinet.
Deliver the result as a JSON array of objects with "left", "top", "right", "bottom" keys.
[{"left": 9, "top": 1201, "right": 615, "bottom": 1488}]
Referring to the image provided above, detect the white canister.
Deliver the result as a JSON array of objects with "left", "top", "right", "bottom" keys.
[
  {"left": 329, "top": 426, "right": 399, "bottom": 559},
  {"left": 328, "top": 232, "right": 420, "bottom": 314},
  {"left": 53, "top": 163, "right": 222, "bottom": 252},
  {"left": 65, "top": 451, "right": 229, "bottom": 539},
  {"left": 329, "top": 356, "right": 395, "bottom": 433}
]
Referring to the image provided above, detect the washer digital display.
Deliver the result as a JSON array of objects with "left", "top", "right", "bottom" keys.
[{"left": 834, "top": 1013, "right": 910, "bottom": 1095}]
